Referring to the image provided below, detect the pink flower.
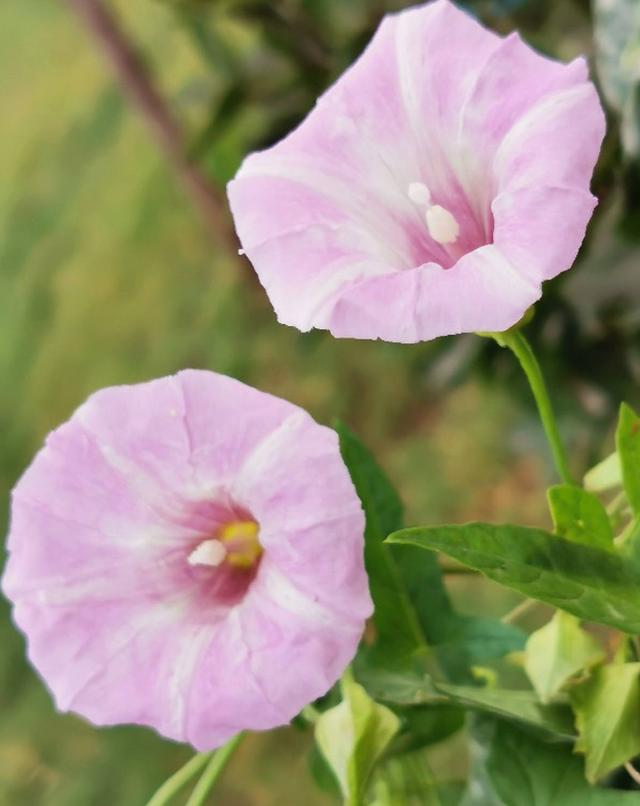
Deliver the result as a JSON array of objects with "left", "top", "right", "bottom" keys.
[
  {"left": 228, "top": 0, "right": 605, "bottom": 343},
  {"left": 2, "top": 371, "right": 372, "bottom": 749}
]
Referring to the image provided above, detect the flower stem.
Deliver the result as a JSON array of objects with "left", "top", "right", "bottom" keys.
[
  {"left": 499, "top": 330, "right": 574, "bottom": 485},
  {"left": 145, "top": 752, "right": 214, "bottom": 806},
  {"left": 501, "top": 597, "right": 539, "bottom": 625},
  {"left": 184, "top": 733, "right": 245, "bottom": 806}
]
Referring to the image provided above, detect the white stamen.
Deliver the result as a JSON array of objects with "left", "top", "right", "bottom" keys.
[
  {"left": 425, "top": 205, "right": 460, "bottom": 245},
  {"left": 187, "top": 539, "right": 227, "bottom": 567},
  {"left": 407, "top": 182, "right": 432, "bottom": 207}
]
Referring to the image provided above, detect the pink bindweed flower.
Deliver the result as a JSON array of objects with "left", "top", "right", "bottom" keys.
[
  {"left": 2, "top": 371, "right": 372, "bottom": 749},
  {"left": 228, "top": 0, "right": 606, "bottom": 343}
]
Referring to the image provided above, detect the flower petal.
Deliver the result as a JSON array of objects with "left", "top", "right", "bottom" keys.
[
  {"left": 492, "top": 185, "right": 598, "bottom": 282},
  {"left": 494, "top": 82, "right": 606, "bottom": 192},
  {"left": 324, "top": 246, "right": 540, "bottom": 343}
]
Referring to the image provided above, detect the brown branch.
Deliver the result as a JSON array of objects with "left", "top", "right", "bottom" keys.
[{"left": 67, "top": 0, "right": 238, "bottom": 250}]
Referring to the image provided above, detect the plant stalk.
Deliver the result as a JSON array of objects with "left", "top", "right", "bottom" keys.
[{"left": 499, "top": 330, "right": 574, "bottom": 485}]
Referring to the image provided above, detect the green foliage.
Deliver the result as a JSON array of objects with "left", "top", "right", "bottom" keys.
[
  {"left": 571, "top": 663, "right": 640, "bottom": 783},
  {"left": 435, "top": 684, "right": 575, "bottom": 738},
  {"left": 336, "top": 421, "right": 428, "bottom": 664},
  {"left": 524, "top": 612, "right": 605, "bottom": 703},
  {"left": 388, "top": 523, "right": 640, "bottom": 633},
  {"left": 315, "top": 672, "right": 401, "bottom": 806},
  {"left": 616, "top": 403, "right": 640, "bottom": 516},
  {"left": 584, "top": 453, "right": 623, "bottom": 494},
  {"left": 547, "top": 485, "right": 614, "bottom": 548},
  {"left": 594, "top": 0, "right": 640, "bottom": 159},
  {"left": 371, "top": 752, "right": 463, "bottom": 806},
  {"left": 337, "top": 424, "right": 525, "bottom": 704},
  {"left": 465, "top": 719, "right": 640, "bottom": 805},
  {"left": 388, "top": 704, "right": 465, "bottom": 756}
]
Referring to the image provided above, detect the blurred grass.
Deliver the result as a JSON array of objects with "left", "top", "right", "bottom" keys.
[{"left": 0, "top": 0, "right": 636, "bottom": 803}]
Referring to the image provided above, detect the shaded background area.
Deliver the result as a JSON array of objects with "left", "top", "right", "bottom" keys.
[{"left": 1, "top": 0, "right": 638, "bottom": 802}]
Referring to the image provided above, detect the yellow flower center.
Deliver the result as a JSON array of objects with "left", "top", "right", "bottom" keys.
[
  {"left": 187, "top": 520, "right": 262, "bottom": 570},
  {"left": 218, "top": 520, "right": 262, "bottom": 568}
]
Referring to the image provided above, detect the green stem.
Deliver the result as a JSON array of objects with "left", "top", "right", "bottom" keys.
[
  {"left": 499, "top": 330, "right": 573, "bottom": 485},
  {"left": 145, "top": 752, "right": 214, "bottom": 806},
  {"left": 185, "top": 733, "right": 245, "bottom": 806},
  {"left": 501, "top": 597, "right": 539, "bottom": 625}
]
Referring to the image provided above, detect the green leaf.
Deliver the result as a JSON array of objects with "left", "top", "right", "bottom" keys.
[
  {"left": 436, "top": 683, "right": 575, "bottom": 738},
  {"left": 337, "top": 424, "right": 524, "bottom": 696},
  {"left": 388, "top": 523, "right": 640, "bottom": 633},
  {"left": 315, "top": 673, "right": 401, "bottom": 806},
  {"left": 307, "top": 743, "right": 341, "bottom": 798},
  {"left": 524, "top": 612, "right": 605, "bottom": 703},
  {"left": 616, "top": 403, "right": 640, "bottom": 516},
  {"left": 336, "top": 421, "right": 429, "bottom": 663},
  {"left": 389, "top": 703, "right": 465, "bottom": 756},
  {"left": 584, "top": 452, "right": 623, "bottom": 494},
  {"left": 547, "top": 485, "right": 614, "bottom": 549},
  {"left": 465, "top": 718, "right": 640, "bottom": 805},
  {"left": 372, "top": 752, "right": 463, "bottom": 806},
  {"left": 571, "top": 662, "right": 640, "bottom": 783}
]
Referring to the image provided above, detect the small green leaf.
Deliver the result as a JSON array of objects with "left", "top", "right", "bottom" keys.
[
  {"left": 571, "top": 662, "right": 640, "bottom": 783},
  {"left": 616, "top": 403, "right": 640, "bottom": 516},
  {"left": 547, "top": 485, "right": 614, "bottom": 548},
  {"left": 388, "top": 523, "right": 640, "bottom": 633},
  {"left": 584, "top": 452, "right": 623, "bottom": 494},
  {"left": 316, "top": 673, "right": 401, "bottom": 806},
  {"left": 466, "top": 718, "right": 640, "bottom": 805},
  {"left": 524, "top": 612, "right": 605, "bottom": 703},
  {"left": 436, "top": 683, "right": 575, "bottom": 738}
]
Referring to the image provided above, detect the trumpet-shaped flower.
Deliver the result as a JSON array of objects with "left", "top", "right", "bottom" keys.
[
  {"left": 228, "top": 0, "right": 605, "bottom": 343},
  {"left": 2, "top": 371, "right": 372, "bottom": 749}
]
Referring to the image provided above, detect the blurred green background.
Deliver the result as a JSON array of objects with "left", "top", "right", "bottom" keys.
[{"left": 1, "top": 0, "right": 639, "bottom": 803}]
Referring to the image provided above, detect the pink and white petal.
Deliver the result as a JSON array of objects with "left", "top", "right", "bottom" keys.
[
  {"left": 174, "top": 370, "right": 296, "bottom": 490},
  {"left": 492, "top": 185, "right": 598, "bottom": 283},
  {"left": 239, "top": 565, "right": 364, "bottom": 707},
  {"left": 7, "top": 418, "right": 209, "bottom": 561},
  {"left": 393, "top": 0, "right": 500, "bottom": 148},
  {"left": 228, "top": 15, "right": 422, "bottom": 262},
  {"left": 3, "top": 498, "right": 173, "bottom": 602},
  {"left": 494, "top": 82, "right": 606, "bottom": 193},
  {"left": 239, "top": 219, "right": 398, "bottom": 332},
  {"left": 184, "top": 565, "right": 364, "bottom": 749},
  {"left": 325, "top": 245, "right": 541, "bottom": 342},
  {"left": 461, "top": 33, "right": 588, "bottom": 153},
  {"left": 10, "top": 584, "right": 217, "bottom": 742},
  {"left": 74, "top": 377, "right": 196, "bottom": 495},
  {"left": 231, "top": 410, "right": 371, "bottom": 619},
  {"left": 183, "top": 608, "right": 290, "bottom": 749}
]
